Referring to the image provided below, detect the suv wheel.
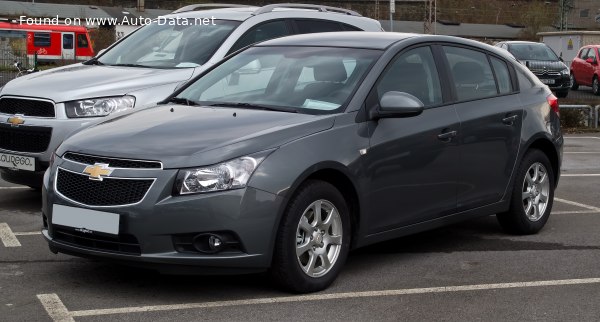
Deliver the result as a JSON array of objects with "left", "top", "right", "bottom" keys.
[
  {"left": 497, "top": 149, "right": 554, "bottom": 235},
  {"left": 593, "top": 76, "right": 600, "bottom": 95},
  {"left": 569, "top": 73, "right": 578, "bottom": 90},
  {"left": 271, "top": 180, "right": 350, "bottom": 293}
]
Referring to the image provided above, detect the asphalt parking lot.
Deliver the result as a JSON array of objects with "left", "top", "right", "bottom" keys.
[{"left": 1, "top": 134, "right": 600, "bottom": 321}]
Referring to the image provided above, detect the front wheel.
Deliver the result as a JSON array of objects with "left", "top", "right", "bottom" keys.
[
  {"left": 497, "top": 149, "right": 554, "bottom": 235},
  {"left": 270, "top": 180, "right": 350, "bottom": 293},
  {"left": 593, "top": 76, "right": 600, "bottom": 95},
  {"left": 570, "top": 73, "right": 578, "bottom": 90}
]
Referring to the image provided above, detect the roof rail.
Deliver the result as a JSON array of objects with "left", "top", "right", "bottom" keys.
[
  {"left": 172, "top": 3, "right": 253, "bottom": 14},
  {"left": 253, "top": 3, "right": 362, "bottom": 17}
]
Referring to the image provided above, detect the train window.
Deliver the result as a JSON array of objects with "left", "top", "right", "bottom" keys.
[
  {"left": 63, "top": 34, "right": 74, "bottom": 49},
  {"left": 33, "top": 33, "right": 51, "bottom": 47},
  {"left": 77, "top": 34, "right": 89, "bottom": 48}
]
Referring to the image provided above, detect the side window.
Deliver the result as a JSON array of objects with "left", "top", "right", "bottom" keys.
[
  {"left": 579, "top": 48, "right": 589, "bottom": 59},
  {"left": 294, "top": 19, "right": 344, "bottom": 34},
  {"left": 77, "top": 34, "right": 89, "bottom": 48},
  {"left": 229, "top": 20, "right": 290, "bottom": 54},
  {"left": 376, "top": 46, "right": 442, "bottom": 107},
  {"left": 33, "top": 32, "right": 51, "bottom": 47},
  {"left": 62, "top": 34, "right": 74, "bottom": 49},
  {"left": 443, "top": 46, "right": 497, "bottom": 101},
  {"left": 587, "top": 48, "right": 597, "bottom": 61},
  {"left": 490, "top": 57, "right": 512, "bottom": 94}
]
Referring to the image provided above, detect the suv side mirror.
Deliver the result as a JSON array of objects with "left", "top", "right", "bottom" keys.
[{"left": 370, "top": 91, "right": 424, "bottom": 120}]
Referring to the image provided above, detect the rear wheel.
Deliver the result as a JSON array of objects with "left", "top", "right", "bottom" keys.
[
  {"left": 270, "top": 180, "right": 350, "bottom": 293},
  {"left": 570, "top": 73, "right": 578, "bottom": 90},
  {"left": 497, "top": 149, "right": 554, "bottom": 235},
  {"left": 593, "top": 76, "right": 600, "bottom": 95}
]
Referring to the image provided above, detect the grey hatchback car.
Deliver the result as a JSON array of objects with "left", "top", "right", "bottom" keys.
[{"left": 42, "top": 32, "right": 563, "bottom": 293}]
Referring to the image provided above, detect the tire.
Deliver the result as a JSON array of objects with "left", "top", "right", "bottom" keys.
[
  {"left": 270, "top": 180, "right": 351, "bottom": 293},
  {"left": 593, "top": 76, "right": 600, "bottom": 96},
  {"left": 569, "top": 73, "right": 578, "bottom": 90},
  {"left": 556, "top": 90, "right": 568, "bottom": 98},
  {"left": 497, "top": 149, "right": 554, "bottom": 235}
]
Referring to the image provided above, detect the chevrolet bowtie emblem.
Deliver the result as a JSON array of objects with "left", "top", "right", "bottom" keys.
[
  {"left": 7, "top": 115, "right": 25, "bottom": 127},
  {"left": 83, "top": 163, "right": 113, "bottom": 181}
]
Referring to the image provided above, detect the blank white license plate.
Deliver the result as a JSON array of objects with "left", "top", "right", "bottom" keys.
[
  {"left": 541, "top": 79, "right": 555, "bottom": 85},
  {"left": 52, "top": 204, "right": 120, "bottom": 235},
  {"left": 0, "top": 152, "right": 35, "bottom": 171}
]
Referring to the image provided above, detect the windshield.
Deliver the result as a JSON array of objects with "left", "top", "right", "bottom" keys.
[
  {"left": 98, "top": 19, "right": 240, "bottom": 68},
  {"left": 508, "top": 43, "right": 559, "bottom": 61},
  {"left": 175, "top": 46, "right": 381, "bottom": 114}
]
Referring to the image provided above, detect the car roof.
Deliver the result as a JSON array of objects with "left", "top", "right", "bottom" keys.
[
  {"left": 503, "top": 41, "right": 546, "bottom": 46},
  {"left": 164, "top": 7, "right": 258, "bottom": 21},
  {"left": 257, "top": 32, "right": 419, "bottom": 49}
]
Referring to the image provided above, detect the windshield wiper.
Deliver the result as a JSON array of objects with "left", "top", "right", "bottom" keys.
[
  {"left": 207, "top": 102, "right": 298, "bottom": 113},
  {"left": 107, "top": 63, "right": 153, "bottom": 68},
  {"left": 165, "top": 97, "right": 200, "bottom": 106},
  {"left": 83, "top": 57, "right": 104, "bottom": 65}
]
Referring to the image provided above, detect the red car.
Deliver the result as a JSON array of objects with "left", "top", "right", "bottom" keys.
[{"left": 570, "top": 45, "right": 600, "bottom": 95}]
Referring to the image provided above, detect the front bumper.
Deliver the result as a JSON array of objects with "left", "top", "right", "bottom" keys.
[{"left": 43, "top": 156, "right": 284, "bottom": 272}]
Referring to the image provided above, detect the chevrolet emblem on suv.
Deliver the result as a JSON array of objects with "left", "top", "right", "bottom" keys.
[
  {"left": 7, "top": 115, "right": 25, "bottom": 127},
  {"left": 83, "top": 163, "right": 113, "bottom": 181}
]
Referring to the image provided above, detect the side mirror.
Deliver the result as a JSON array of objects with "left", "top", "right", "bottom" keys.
[{"left": 370, "top": 91, "right": 424, "bottom": 120}]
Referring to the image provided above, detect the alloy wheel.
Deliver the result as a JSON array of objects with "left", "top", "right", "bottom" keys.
[
  {"left": 521, "top": 162, "right": 550, "bottom": 222},
  {"left": 295, "top": 199, "right": 343, "bottom": 278}
]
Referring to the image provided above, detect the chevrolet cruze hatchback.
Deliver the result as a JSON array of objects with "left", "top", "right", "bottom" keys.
[{"left": 43, "top": 32, "right": 563, "bottom": 293}]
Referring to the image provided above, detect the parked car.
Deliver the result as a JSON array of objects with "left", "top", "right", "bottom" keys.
[
  {"left": 0, "top": 3, "right": 382, "bottom": 189},
  {"left": 496, "top": 41, "right": 570, "bottom": 98},
  {"left": 569, "top": 45, "right": 600, "bottom": 95},
  {"left": 43, "top": 32, "right": 562, "bottom": 293}
]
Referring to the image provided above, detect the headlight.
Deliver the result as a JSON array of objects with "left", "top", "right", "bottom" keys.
[
  {"left": 561, "top": 68, "right": 569, "bottom": 76},
  {"left": 65, "top": 96, "right": 135, "bottom": 118},
  {"left": 175, "top": 151, "right": 272, "bottom": 195}
]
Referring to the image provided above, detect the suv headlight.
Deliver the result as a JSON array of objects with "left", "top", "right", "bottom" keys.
[
  {"left": 561, "top": 68, "right": 569, "bottom": 76},
  {"left": 65, "top": 96, "right": 135, "bottom": 118},
  {"left": 175, "top": 151, "right": 272, "bottom": 195}
]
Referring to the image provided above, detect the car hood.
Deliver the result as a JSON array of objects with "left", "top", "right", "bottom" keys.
[
  {"left": 57, "top": 105, "right": 335, "bottom": 168},
  {"left": 520, "top": 60, "right": 567, "bottom": 72},
  {"left": 1, "top": 64, "right": 195, "bottom": 102}
]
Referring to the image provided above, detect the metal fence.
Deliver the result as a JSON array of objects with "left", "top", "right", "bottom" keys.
[{"left": 0, "top": 48, "right": 34, "bottom": 87}]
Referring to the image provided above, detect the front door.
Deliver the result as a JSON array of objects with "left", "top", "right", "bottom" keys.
[
  {"left": 364, "top": 46, "right": 460, "bottom": 233},
  {"left": 61, "top": 32, "right": 75, "bottom": 60}
]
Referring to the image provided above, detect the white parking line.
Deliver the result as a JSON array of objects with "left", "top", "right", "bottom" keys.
[
  {"left": 37, "top": 277, "right": 600, "bottom": 320},
  {"left": 552, "top": 210, "right": 599, "bottom": 215},
  {"left": 13, "top": 231, "right": 42, "bottom": 236},
  {"left": 0, "top": 223, "right": 21, "bottom": 247},
  {"left": 554, "top": 198, "right": 600, "bottom": 212},
  {"left": 0, "top": 186, "right": 29, "bottom": 190},
  {"left": 564, "top": 137, "right": 600, "bottom": 139},
  {"left": 37, "top": 294, "right": 75, "bottom": 322},
  {"left": 564, "top": 152, "right": 600, "bottom": 154},
  {"left": 560, "top": 174, "right": 600, "bottom": 177}
]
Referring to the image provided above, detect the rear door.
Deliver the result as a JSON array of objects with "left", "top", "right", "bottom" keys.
[
  {"left": 61, "top": 32, "right": 75, "bottom": 60},
  {"left": 364, "top": 45, "right": 460, "bottom": 232},
  {"left": 441, "top": 45, "right": 523, "bottom": 211}
]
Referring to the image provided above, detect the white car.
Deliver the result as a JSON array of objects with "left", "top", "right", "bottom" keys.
[{"left": 0, "top": 3, "right": 382, "bottom": 188}]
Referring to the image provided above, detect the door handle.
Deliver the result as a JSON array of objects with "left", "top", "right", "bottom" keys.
[
  {"left": 502, "top": 115, "right": 518, "bottom": 125},
  {"left": 437, "top": 130, "right": 457, "bottom": 141}
]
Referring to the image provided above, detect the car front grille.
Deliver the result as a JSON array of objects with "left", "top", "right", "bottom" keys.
[
  {"left": 0, "top": 123, "right": 52, "bottom": 153},
  {"left": 53, "top": 227, "right": 141, "bottom": 255},
  {"left": 532, "top": 70, "right": 561, "bottom": 77},
  {"left": 56, "top": 168, "right": 154, "bottom": 206},
  {"left": 0, "top": 97, "right": 55, "bottom": 117},
  {"left": 63, "top": 152, "right": 162, "bottom": 169}
]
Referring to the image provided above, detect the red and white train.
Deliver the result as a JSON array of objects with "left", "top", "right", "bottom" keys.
[{"left": 0, "top": 21, "right": 94, "bottom": 62}]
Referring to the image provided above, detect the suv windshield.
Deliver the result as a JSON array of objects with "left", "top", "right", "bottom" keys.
[
  {"left": 509, "top": 43, "right": 559, "bottom": 61},
  {"left": 175, "top": 46, "right": 381, "bottom": 114},
  {"left": 98, "top": 19, "right": 240, "bottom": 68}
]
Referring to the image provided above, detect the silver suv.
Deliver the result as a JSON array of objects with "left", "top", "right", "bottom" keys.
[{"left": 0, "top": 3, "right": 382, "bottom": 188}]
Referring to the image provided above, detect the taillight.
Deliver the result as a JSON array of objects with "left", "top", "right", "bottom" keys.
[{"left": 547, "top": 94, "right": 559, "bottom": 116}]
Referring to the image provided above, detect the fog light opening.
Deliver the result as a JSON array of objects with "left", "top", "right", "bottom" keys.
[{"left": 192, "top": 233, "right": 225, "bottom": 253}]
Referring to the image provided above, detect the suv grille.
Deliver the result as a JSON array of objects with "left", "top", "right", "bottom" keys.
[
  {"left": 63, "top": 152, "right": 162, "bottom": 169},
  {"left": 0, "top": 124, "right": 52, "bottom": 153},
  {"left": 53, "top": 228, "right": 141, "bottom": 255},
  {"left": 56, "top": 168, "right": 154, "bottom": 206},
  {"left": 0, "top": 98, "right": 55, "bottom": 117}
]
